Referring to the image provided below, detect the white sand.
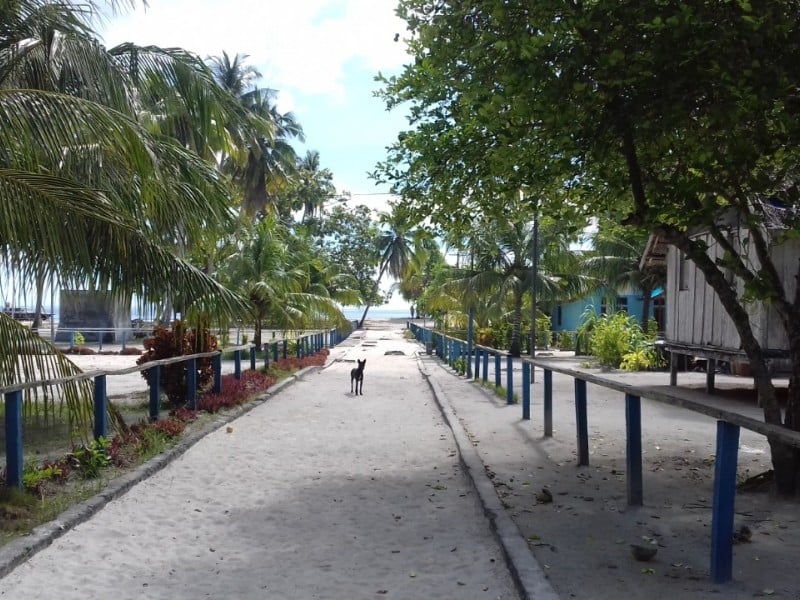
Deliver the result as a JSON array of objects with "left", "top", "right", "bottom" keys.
[
  {"left": 0, "top": 325, "right": 521, "bottom": 599},
  {"left": 3, "top": 320, "right": 798, "bottom": 599}
]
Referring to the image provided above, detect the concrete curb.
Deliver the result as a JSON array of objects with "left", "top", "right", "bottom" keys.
[
  {"left": 0, "top": 365, "right": 317, "bottom": 580},
  {"left": 417, "top": 353, "right": 560, "bottom": 600}
]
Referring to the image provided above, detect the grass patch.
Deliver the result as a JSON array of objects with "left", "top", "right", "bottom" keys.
[{"left": 476, "top": 379, "right": 519, "bottom": 404}]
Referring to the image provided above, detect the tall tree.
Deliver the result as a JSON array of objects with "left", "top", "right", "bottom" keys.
[
  {"left": 208, "top": 51, "right": 301, "bottom": 219},
  {"left": 440, "top": 210, "right": 588, "bottom": 356},
  {"left": 294, "top": 150, "right": 336, "bottom": 222},
  {"left": 1, "top": 0, "right": 245, "bottom": 395},
  {"left": 358, "top": 203, "right": 420, "bottom": 326},
  {"left": 381, "top": 0, "right": 800, "bottom": 495},
  {"left": 317, "top": 203, "right": 382, "bottom": 310}
]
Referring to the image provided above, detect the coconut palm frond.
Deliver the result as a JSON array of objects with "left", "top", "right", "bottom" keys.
[{"left": 0, "top": 313, "right": 93, "bottom": 431}]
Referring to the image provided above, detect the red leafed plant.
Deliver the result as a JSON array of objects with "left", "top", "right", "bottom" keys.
[
  {"left": 136, "top": 320, "right": 217, "bottom": 405},
  {"left": 199, "top": 370, "right": 276, "bottom": 413}
]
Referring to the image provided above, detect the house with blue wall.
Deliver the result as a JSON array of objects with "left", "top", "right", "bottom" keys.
[{"left": 550, "top": 287, "right": 663, "bottom": 333}]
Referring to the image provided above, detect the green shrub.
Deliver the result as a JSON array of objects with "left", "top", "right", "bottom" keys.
[
  {"left": 575, "top": 305, "right": 600, "bottom": 356},
  {"left": 535, "top": 314, "right": 552, "bottom": 348},
  {"left": 587, "top": 311, "right": 665, "bottom": 370},
  {"left": 556, "top": 331, "right": 575, "bottom": 351},
  {"left": 477, "top": 327, "right": 494, "bottom": 346},
  {"left": 590, "top": 312, "right": 636, "bottom": 367},
  {"left": 621, "top": 349, "right": 655, "bottom": 371},
  {"left": 453, "top": 357, "right": 467, "bottom": 375},
  {"left": 70, "top": 437, "right": 111, "bottom": 479}
]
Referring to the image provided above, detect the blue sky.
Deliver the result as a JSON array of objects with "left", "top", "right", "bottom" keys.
[
  {"left": 100, "top": 0, "right": 410, "bottom": 215},
  {"left": 99, "top": 1, "right": 414, "bottom": 309}
]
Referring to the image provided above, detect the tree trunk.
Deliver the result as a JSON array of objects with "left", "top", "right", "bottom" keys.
[
  {"left": 32, "top": 266, "right": 46, "bottom": 332},
  {"left": 678, "top": 234, "right": 798, "bottom": 495},
  {"left": 358, "top": 262, "right": 389, "bottom": 328},
  {"left": 358, "top": 303, "right": 372, "bottom": 328},
  {"left": 253, "top": 317, "right": 262, "bottom": 348},
  {"left": 640, "top": 290, "right": 651, "bottom": 329},
  {"left": 509, "top": 290, "right": 523, "bottom": 357}
]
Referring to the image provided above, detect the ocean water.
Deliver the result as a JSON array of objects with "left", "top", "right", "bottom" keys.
[{"left": 342, "top": 307, "right": 414, "bottom": 321}]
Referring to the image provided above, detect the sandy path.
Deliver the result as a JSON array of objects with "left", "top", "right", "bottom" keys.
[
  {"left": 0, "top": 326, "right": 520, "bottom": 599},
  {"left": 421, "top": 351, "right": 800, "bottom": 599}
]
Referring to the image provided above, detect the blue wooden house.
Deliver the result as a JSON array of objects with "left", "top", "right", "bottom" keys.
[{"left": 550, "top": 287, "right": 663, "bottom": 334}]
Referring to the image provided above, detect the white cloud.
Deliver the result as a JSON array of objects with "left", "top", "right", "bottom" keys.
[{"left": 100, "top": 0, "right": 408, "bottom": 102}]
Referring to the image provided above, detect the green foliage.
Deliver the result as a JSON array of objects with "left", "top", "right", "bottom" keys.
[
  {"left": 620, "top": 349, "right": 661, "bottom": 372},
  {"left": 452, "top": 357, "right": 467, "bottom": 375},
  {"left": 556, "top": 331, "right": 575, "bottom": 351},
  {"left": 318, "top": 204, "right": 383, "bottom": 306},
  {"left": 72, "top": 331, "right": 85, "bottom": 346},
  {"left": 575, "top": 306, "right": 600, "bottom": 356},
  {"left": 535, "top": 314, "right": 552, "bottom": 348},
  {"left": 590, "top": 312, "right": 637, "bottom": 367},
  {"left": 584, "top": 311, "right": 665, "bottom": 370},
  {"left": 70, "top": 437, "right": 111, "bottom": 479},
  {"left": 476, "top": 327, "right": 494, "bottom": 346},
  {"left": 23, "top": 463, "right": 65, "bottom": 497}
]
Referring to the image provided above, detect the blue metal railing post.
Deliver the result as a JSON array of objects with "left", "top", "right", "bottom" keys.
[
  {"left": 710, "top": 420, "right": 740, "bottom": 584},
  {"left": 213, "top": 353, "right": 222, "bottom": 394},
  {"left": 482, "top": 351, "right": 489, "bottom": 382},
  {"left": 494, "top": 353, "right": 501, "bottom": 388},
  {"left": 93, "top": 374, "right": 108, "bottom": 440},
  {"left": 250, "top": 346, "right": 257, "bottom": 370},
  {"left": 575, "top": 378, "right": 589, "bottom": 466},
  {"left": 506, "top": 355, "right": 514, "bottom": 404},
  {"left": 234, "top": 350, "right": 242, "bottom": 380},
  {"left": 544, "top": 369, "right": 553, "bottom": 437},
  {"left": 467, "top": 307, "right": 474, "bottom": 378},
  {"left": 263, "top": 343, "right": 270, "bottom": 370},
  {"left": 273, "top": 342, "right": 279, "bottom": 362},
  {"left": 625, "top": 393, "right": 643, "bottom": 505},
  {"left": 282, "top": 340, "right": 287, "bottom": 359},
  {"left": 4, "top": 390, "right": 23, "bottom": 488},
  {"left": 187, "top": 357, "right": 197, "bottom": 410},
  {"left": 522, "top": 362, "right": 531, "bottom": 420},
  {"left": 148, "top": 365, "right": 160, "bottom": 422},
  {"left": 474, "top": 348, "right": 481, "bottom": 380}
]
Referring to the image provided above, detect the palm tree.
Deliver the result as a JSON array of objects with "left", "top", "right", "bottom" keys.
[
  {"left": 295, "top": 150, "right": 335, "bottom": 222},
  {"left": 581, "top": 222, "right": 666, "bottom": 326},
  {"left": 220, "top": 216, "right": 351, "bottom": 346},
  {"left": 440, "top": 215, "right": 590, "bottom": 356},
  {"left": 358, "top": 203, "right": 420, "bottom": 327},
  {"left": 1, "top": 1, "right": 246, "bottom": 411},
  {"left": 208, "top": 51, "right": 303, "bottom": 220}
]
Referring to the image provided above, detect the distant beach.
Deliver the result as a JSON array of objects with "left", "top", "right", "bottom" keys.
[{"left": 342, "top": 307, "right": 413, "bottom": 321}]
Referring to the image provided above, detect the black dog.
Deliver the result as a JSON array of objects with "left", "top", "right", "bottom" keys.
[{"left": 350, "top": 359, "right": 365, "bottom": 395}]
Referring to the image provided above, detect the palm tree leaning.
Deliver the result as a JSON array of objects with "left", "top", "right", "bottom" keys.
[
  {"left": 1, "top": 1, "right": 246, "bottom": 416},
  {"left": 358, "top": 203, "right": 420, "bottom": 327}
]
